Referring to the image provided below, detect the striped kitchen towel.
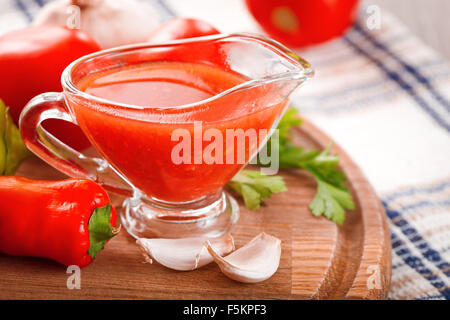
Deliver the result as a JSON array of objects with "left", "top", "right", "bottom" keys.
[{"left": 2, "top": 0, "right": 450, "bottom": 300}]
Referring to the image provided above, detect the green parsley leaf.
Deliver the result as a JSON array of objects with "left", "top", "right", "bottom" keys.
[
  {"left": 228, "top": 170, "right": 286, "bottom": 210},
  {"left": 274, "top": 109, "right": 354, "bottom": 224},
  {"left": 276, "top": 108, "right": 302, "bottom": 147},
  {"left": 309, "top": 179, "right": 354, "bottom": 224},
  {"left": 244, "top": 107, "right": 354, "bottom": 224}
]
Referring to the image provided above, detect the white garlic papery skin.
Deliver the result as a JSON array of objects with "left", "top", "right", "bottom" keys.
[
  {"left": 33, "top": 0, "right": 161, "bottom": 49},
  {"left": 136, "top": 234, "right": 235, "bottom": 271},
  {"left": 205, "top": 233, "right": 281, "bottom": 283}
]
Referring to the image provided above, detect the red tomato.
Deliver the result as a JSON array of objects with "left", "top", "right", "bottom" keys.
[
  {"left": 146, "top": 17, "right": 220, "bottom": 44},
  {"left": 0, "top": 25, "right": 101, "bottom": 150},
  {"left": 145, "top": 17, "right": 225, "bottom": 69},
  {"left": 245, "top": 0, "right": 359, "bottom": 48}
]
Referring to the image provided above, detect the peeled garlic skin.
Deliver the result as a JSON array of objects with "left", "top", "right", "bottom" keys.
[
  {"left": 33, "top": 0, "right": 160, "bottom": 49},
  {"left": 205, "top": 233, "right": 281, "bottom": 283},
  {"left": 136, "top": 234, "right": 235, "bottom": 271}
]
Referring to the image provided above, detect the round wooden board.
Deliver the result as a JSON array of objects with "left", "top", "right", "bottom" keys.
[{"left": 0, "top": 119, "right": 391, "bottom": 300}]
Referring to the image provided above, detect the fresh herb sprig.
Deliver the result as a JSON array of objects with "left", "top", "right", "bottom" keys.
[
  {"left": 228, "top": 170, "right": 286, "bottom": 210},
  {"left": 227, "top": 108, "right": 354, "bottom": 224}
]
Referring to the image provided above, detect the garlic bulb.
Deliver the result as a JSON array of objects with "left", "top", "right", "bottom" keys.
[
  {"left": 33, "top": 0, "right": 161, "bottom": 49},
  {"left": 205, "top": 233, "right": 281, "bottom": 283},
  {"left": 136, "top": 234, "right": 235, "bottom": 271}
]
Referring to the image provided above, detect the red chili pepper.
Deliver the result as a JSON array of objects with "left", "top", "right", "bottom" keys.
[
  {"left": 146, "top": 17, "right": 220, "bottom": 44},
  {"left": 0, "top": 177, "right": 118, "bottom": 268},
  {"left": 0, "top": 25, "right": 101, "bottom": 151},
  {"left": 245, "top": 0, "right": 359, "bottom": 48}
]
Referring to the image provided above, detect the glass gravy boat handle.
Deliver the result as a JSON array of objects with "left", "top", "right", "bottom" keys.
[{"left": 20, "top": 92, "right": 133, "bottom": 197}]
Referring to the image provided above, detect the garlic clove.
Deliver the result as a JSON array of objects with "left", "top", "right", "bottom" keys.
[
  {"left": 33, "top": 0, "right": 161, "bottom": 49},
  {"left": 136, "top": 234, "right": 235, "bottom": 271},
  {"left": 205, "top": 232, "right": 281, "bottom": 283}
]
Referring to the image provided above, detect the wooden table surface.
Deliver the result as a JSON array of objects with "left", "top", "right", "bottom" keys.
[
  {"left": 1, "top": 120, "right": 391, "bottom": 300},
  {"left": 363, "top": 0, "right": 450, "bottom": 60}
]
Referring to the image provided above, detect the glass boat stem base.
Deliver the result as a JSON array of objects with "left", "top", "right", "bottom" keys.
[{"left": 120, "top": 191, "right": 239, "bottom": 239}]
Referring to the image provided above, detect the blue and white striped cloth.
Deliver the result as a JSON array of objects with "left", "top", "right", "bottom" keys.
[{"left": 2, "top": 0, "right": 450, "bottom": 300}]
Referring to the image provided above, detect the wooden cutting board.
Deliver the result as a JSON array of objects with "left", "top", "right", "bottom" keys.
[{"left": 0, "top": 119, "right": 391, "bottom": 300}]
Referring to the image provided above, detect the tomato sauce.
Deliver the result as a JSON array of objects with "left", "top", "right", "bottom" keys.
[{"left": 70, "top": 61, "right": 285, "bottom": 202}]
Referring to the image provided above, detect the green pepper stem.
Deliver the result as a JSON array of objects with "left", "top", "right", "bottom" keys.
[{"left": 88, "top": 204, "right": 119, "bottom": 259}]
